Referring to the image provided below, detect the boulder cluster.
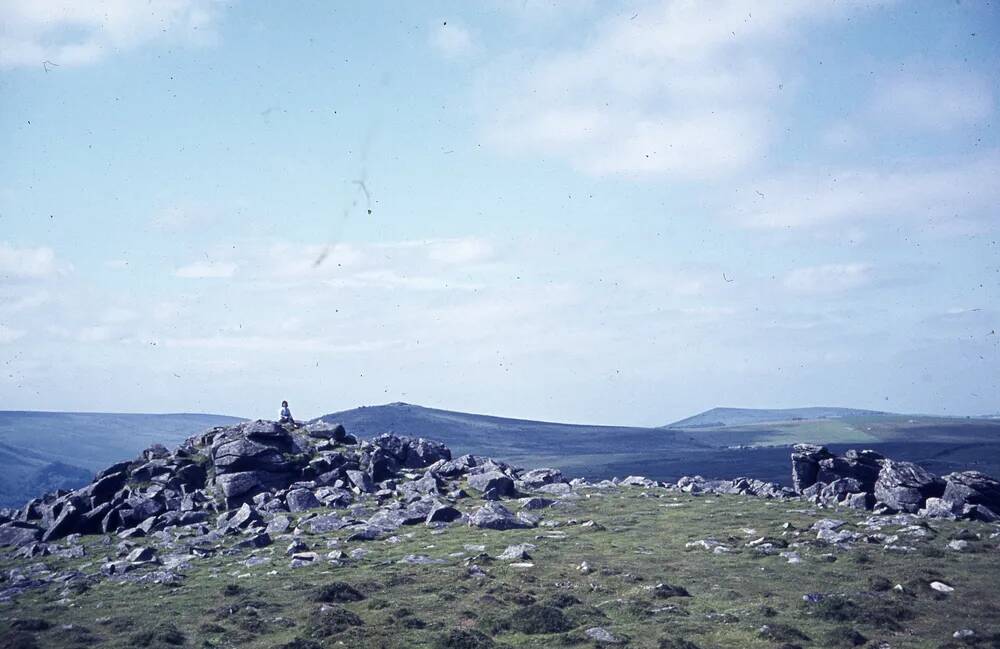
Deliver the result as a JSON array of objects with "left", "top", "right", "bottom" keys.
[
  {"left": 791, "top": 444, "right": 1000, "bottom": 521},
  {"left": 0, "top": 419, "right": 560, "bottom": 560}
]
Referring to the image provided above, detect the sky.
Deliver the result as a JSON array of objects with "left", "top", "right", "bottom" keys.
[{"left": 0, "top": 0, "right": 998, "bottom": 425}]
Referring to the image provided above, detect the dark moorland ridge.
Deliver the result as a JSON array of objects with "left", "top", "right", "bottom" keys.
[{"left": 317, "top": 402, "right": 1000, "bottom": 487}]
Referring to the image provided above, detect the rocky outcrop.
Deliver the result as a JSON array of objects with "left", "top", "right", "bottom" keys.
[
  {"left": 790, "top": 444, "right": 833, "bottom": 492},
  {"left": 790, "top": 445, "right": 997, "bottom": 521},
  {"left": 0, "top": 418, "right": 566, "bottom": 552},
  {"left": 874, "top": 459, "right": 944, "bottom": 513}
]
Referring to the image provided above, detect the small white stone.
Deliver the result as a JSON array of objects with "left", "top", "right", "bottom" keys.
[{"left": 930, "top": 581, "right": 954, "bottom": 593}]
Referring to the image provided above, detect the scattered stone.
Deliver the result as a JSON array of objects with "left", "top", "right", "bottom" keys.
[
  {"left": 498, "top": 543, "right": 534, "bottom": 561},
  {"left": 585, "top": 626, "right": 622, "bottom": 643}
]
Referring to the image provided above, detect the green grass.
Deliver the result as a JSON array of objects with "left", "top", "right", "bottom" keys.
[{"left": 2, "top": 489, "right": 998, "bottom": 648}]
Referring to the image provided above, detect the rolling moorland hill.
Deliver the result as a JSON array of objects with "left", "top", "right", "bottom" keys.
[
  {"left": 318, "top": 403, "right": 1000, "bottom": 488},
  {"left": 664, "top": 407, "right": 891, "bottom": 429},
  {"left": 314, "top": 402, "right": 710, "bottom": 480},
  {"left": 0, "top": 412, "right": 244, "bottom": 508}
]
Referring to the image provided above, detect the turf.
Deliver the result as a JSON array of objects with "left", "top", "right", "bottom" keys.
[{"left": 1, "top": 488, "right": 998, "bottom": 648}]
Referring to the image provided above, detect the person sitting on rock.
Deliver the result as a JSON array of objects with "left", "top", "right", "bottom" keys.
[{"left": 280, "top": 400, "right": 294, "bottom": 425}]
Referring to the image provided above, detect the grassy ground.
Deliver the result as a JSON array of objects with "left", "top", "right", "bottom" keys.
[{"left": 2, "top": 488, "right": 998, "bottom": 648}]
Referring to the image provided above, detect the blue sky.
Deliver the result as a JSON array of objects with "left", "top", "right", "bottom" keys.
[{"left": 1, "top": 0, "right": 997, "bottom": 424}]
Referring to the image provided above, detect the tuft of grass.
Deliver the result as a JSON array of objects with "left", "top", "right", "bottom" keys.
[
  {"left": 433, "top": 629, "right": 499, "bottom": 649},
  {"left": 507, "top": 604, "right": 572, "bottom": 635},
  {"left": 312, "top": 581, "right": 365, "bottom": 603},
  {"left": 306, "top": 605, "right": 364, "bottom": 638},
  {"left": 128, "top": 622, "right": 186, "bottom": 647}
]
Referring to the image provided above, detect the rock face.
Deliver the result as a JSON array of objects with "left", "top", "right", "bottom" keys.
[
  {"left": 789, "top": 445, "right": 996, "bottom": 521},
  {"left": 791, "top": 444, "right": 833, "bottom": 492},
  {"left": 941, "top": 471, "right": 1000, "bottom": 516},
  {"left": 874, "top": 459, "right": 944, "bottom": 513}
]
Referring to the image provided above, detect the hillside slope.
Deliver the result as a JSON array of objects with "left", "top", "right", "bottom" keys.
[
  {"left": 314, "top": 402, "right": 710, "bottom": 478},
  {"left": 0, "top": 411, "right": 244, "bottom": 507},
  {"left": 315, "top": 403, "right": 1000, "bottom": 486},
  {"left": 665, "top": 406, "right": 890, "bottom": 428}
]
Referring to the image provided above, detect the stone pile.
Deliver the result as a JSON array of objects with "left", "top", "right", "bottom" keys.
[
  {"left": 0, "top": 419, "right": 564, "bottom": 554},
  {"left": 791, "top": 444, "right": 1000, "bottom": 521}
]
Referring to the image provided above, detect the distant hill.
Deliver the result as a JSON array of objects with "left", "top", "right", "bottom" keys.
[
  {"left": 316, "top": 402, "right": 1000, "bottom": 488},
  {"left": 665, "top": 406, "right": 891, "bottom": 429},
  {"left": 314, "top": 402, "right": 710, "bottom": 479},
  {"left": 0, "top": 411, "right": 244, "bottom": 507}
]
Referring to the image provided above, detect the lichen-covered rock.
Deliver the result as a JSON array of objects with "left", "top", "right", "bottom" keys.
[
  {"left": 941, "top": 471, "right": 1000, "bottom": 516},
  {"left": 468, "top": 471, "right": 515, "bottom": 498},
  {"left": 791, "top": 444, "right": 837, "bottom": 493},
  {"left": 874, "top": 459, "right": 945, "bottom": 513},
  {"left": 468, "top": 502, "right": 532, "bottom": 530}
]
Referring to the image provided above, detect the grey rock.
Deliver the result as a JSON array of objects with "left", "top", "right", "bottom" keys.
[
  {"left": 285, "top": 488, "right": 321, "bottom": 512},
  {"left": 304, "top": 421, "right": 347, "bottom": 441},
  {"left": 224, "top": 504, "right": 262, "bottom": 531},
  {"left": 0, "top": 523, "right": 42, "bottom": 547},
  {"left": 126, "top": 547, "right": 157, "bottom": 563},
  {"left": 498, "top": 543, "right": 534, "bottom": 560},
  {"left": 519, "top": 497, "right": 555, "bottom": 510},
  {"left": 426, "top": 504, "right": 462, "bottom": 524},
  {"left": 345, "top": 470, "right": 375, "bottom": 493},
  {"left": 535, "top": 482, "right": 572, "bottom": 496},
  {"left": 266, "top": 515, "right": 292, "bottom": 535},
  {"left": 236, "top": 532, "right": 272, "bottom": 549},
  {"left": 791, "top": 444, "right": 834, "bottom": 492},
  {"left": 874, "top": 459, "right": 944, "bottom": 513},
  {"left": 41, "top": 503, "right": 81, "bottom": 543},
  {"left": 520, "top": 468, "right": 564, "bottom": 488},
  {"left": 585, "top": 627, "right": 622, "bottom": 643},
  {"left": 468, "top": 502, "right": 531, "bottom": 530},
  {"left": 403, "top": 437, "right": 451, "bottom": 469},
  {"left": 468, "top": 471, "right": 516, "bottom": 497},
  {"left": 307, "top": 514, "right": 351, "bottom": 533},
  {"left": 942, "top": 471, "right": 1000, "bottom": 513}
]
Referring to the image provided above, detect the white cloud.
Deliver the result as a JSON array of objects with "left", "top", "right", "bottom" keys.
[
  {"left": 429, "top": 19, "right": 474, "bottom": 58},
  {"left": 0, "top": 242, "right": 66, "bottom": 279},
  {"left": 732, "top": 155, "right": 1000, "bottom": 232},
  {"left": 0, "top": 324, "right": 24, "bottom": 343},
  {"left": 174, "top": 261, "right": 238, "bottom": 279},
  {"left": 783, "top": 263, "right": 872, "bottom": 295},
  {"left": 479, "top": 0, "right": 867, "bottom": 178},
  {"left": 872, "top": 73, "right": 994, "bottom": 131},
  {"left": 0, "top": 0, "right": 223, "bottom": 69},
  {"left": 426, "top": 237, "right": 493, "bottom": 265}
]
